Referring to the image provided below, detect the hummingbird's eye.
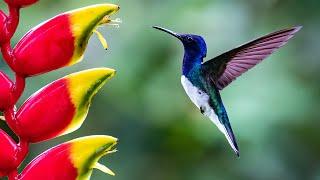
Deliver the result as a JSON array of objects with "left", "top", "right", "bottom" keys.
[{"left": 186, "top": 36, "right": 193, "bottom": 42}]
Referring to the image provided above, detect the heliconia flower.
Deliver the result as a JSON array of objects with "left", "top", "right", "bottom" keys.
[
  {"left": 0, "top": 10, "right": 8, "bottom": 44},
  {"left": 12, "top": 4, "right": 120, "bottom": 77},
  {"left": 12, "top": 68, "right": 116, "bottom": 143},
  {"left": 0, "top": 129, "right": 18, "bottom": 177},
  {"left": 4, "top": 0, "right": 39, "bottom": 7},
  {"left": 19, "top": 135, "right": 117, "bottom": 180},
  {"left": 0, "top": 71, "right": 14, "bottom": 110}
]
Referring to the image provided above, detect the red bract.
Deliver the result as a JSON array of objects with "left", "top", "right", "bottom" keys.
[
  {"left": 0, "top": 71, "right": 14, "bottom": 110},
  {"left": 12, "top": 4, "right": 119, "bottom": 77},
  {"left": 9, "top": 68, "right": 116, "bottom": 143},
  {"left": 0, "top": 10, "right": 7, "bottom": 44},
  {"left": 19, "top": 136, "right": 117, "bottom": 180},
  {"left": 3, "top": 0, "right": 38, "bottom": 7},
  {"left": 0, "top": 129, "right": 17, "bottom": 176}
]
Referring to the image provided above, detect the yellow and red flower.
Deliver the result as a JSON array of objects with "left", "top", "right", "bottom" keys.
[
  {"left": 10, "top": 68, "right": 116, "bottom": 143},
  {"left": 12, "top": 4, "right": 120, "bottom": 76},
  {"left": 19, "top": 135, "right": 118, "bottom": 180}
]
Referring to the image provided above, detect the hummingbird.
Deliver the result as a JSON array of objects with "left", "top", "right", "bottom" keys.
[{"left": 153, "top": 25, "right": 301, "bottom": 156}]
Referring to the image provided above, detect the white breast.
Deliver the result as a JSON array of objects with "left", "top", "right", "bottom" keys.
[
  {"left": 180, "top": 75, "right": 225, "bottom": 133},
  {"left": 181, "top": 76, "right": 239, "bottom": 153},
  {"left": 181, "top": 76, "right": 208, "bottom": 109}
]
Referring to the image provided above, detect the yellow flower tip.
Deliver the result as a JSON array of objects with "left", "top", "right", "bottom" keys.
[
  {"left": 69, "top": 3, "right": 120, "bottom": 38},
  {"left": 67, "top": 67, "right": 116, "bottom": 105},
  {"left": 70, "top": 135, "right": 118, "bottom": 179},
  {"left": 70, "top": 135, "right": 118, "bottom": 149},
  {"left": 67, "top": 67, "right": 116, "bottom": 102},
  {"left": 61, "top": 68, "right": 116, "bottom": 136},
  {"left": 69, "top": 3, "right": 120, "bottom": 64},
  {"left": 69, "top": 4, "right": 120, "bottom": 21}
]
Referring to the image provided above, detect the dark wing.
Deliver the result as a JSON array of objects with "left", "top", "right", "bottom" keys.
[{"left": 201, "top": 26, "right": 301, "bottom": 90}]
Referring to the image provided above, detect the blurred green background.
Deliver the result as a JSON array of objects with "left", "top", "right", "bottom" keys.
[{"left": 1, "top": 0, "right": 319, "bottom": 179}]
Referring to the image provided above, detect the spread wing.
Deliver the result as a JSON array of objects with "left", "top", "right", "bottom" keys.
[{"left": 201, "top": 26, "right": 301, "bottom": 90}]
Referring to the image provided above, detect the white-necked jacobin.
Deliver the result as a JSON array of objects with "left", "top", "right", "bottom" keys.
[{"left": 153, "top": 25, "right": 301, "bottom": 157}]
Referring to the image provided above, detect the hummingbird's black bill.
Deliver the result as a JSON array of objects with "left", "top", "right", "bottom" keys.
[{"left": 153, "top": 26, "right": 181, "bottom": 39}]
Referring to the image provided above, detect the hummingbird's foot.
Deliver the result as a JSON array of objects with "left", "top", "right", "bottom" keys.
[{"left": 200, "top": 107, "right": 205, "bottom": 114}]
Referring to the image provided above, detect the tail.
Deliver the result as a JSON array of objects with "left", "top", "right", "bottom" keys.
[
  {"left": 207, "top": 109, "right": 240, "bottom": 157},
  {"left": 203, "top": 80, "right": 240, "bottom": 156},
  {"left": 221, "top": 120, "right": 240, "bottom": 157}
]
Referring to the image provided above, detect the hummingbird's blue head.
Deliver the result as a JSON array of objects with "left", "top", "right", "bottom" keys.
[
  {"left": 179, "top": 34, "right": 207, "bottom": 59},
  {"left": 153, "top": 26, "right": 207, "bottom": 59}
]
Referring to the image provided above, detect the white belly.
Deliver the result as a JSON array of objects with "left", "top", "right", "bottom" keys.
[
  {"left": 181, "top": 76, "right": 239, "bottom": 153},
  {"left": 181, "top": 76, "right": 224, "bottom": 132}
]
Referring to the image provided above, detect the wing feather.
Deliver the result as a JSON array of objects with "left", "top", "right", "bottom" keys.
[{"left": 201, "top": 26, "right": 301, "bottom": 90}]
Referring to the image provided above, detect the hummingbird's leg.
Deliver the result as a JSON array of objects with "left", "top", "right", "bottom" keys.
[{"left": 200, "top": 107, "right": 205, "bottom": 114}]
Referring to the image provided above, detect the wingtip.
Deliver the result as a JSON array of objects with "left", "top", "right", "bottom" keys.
[{"left": 292, "top": 25, "right": 303, "bottom": 33}]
